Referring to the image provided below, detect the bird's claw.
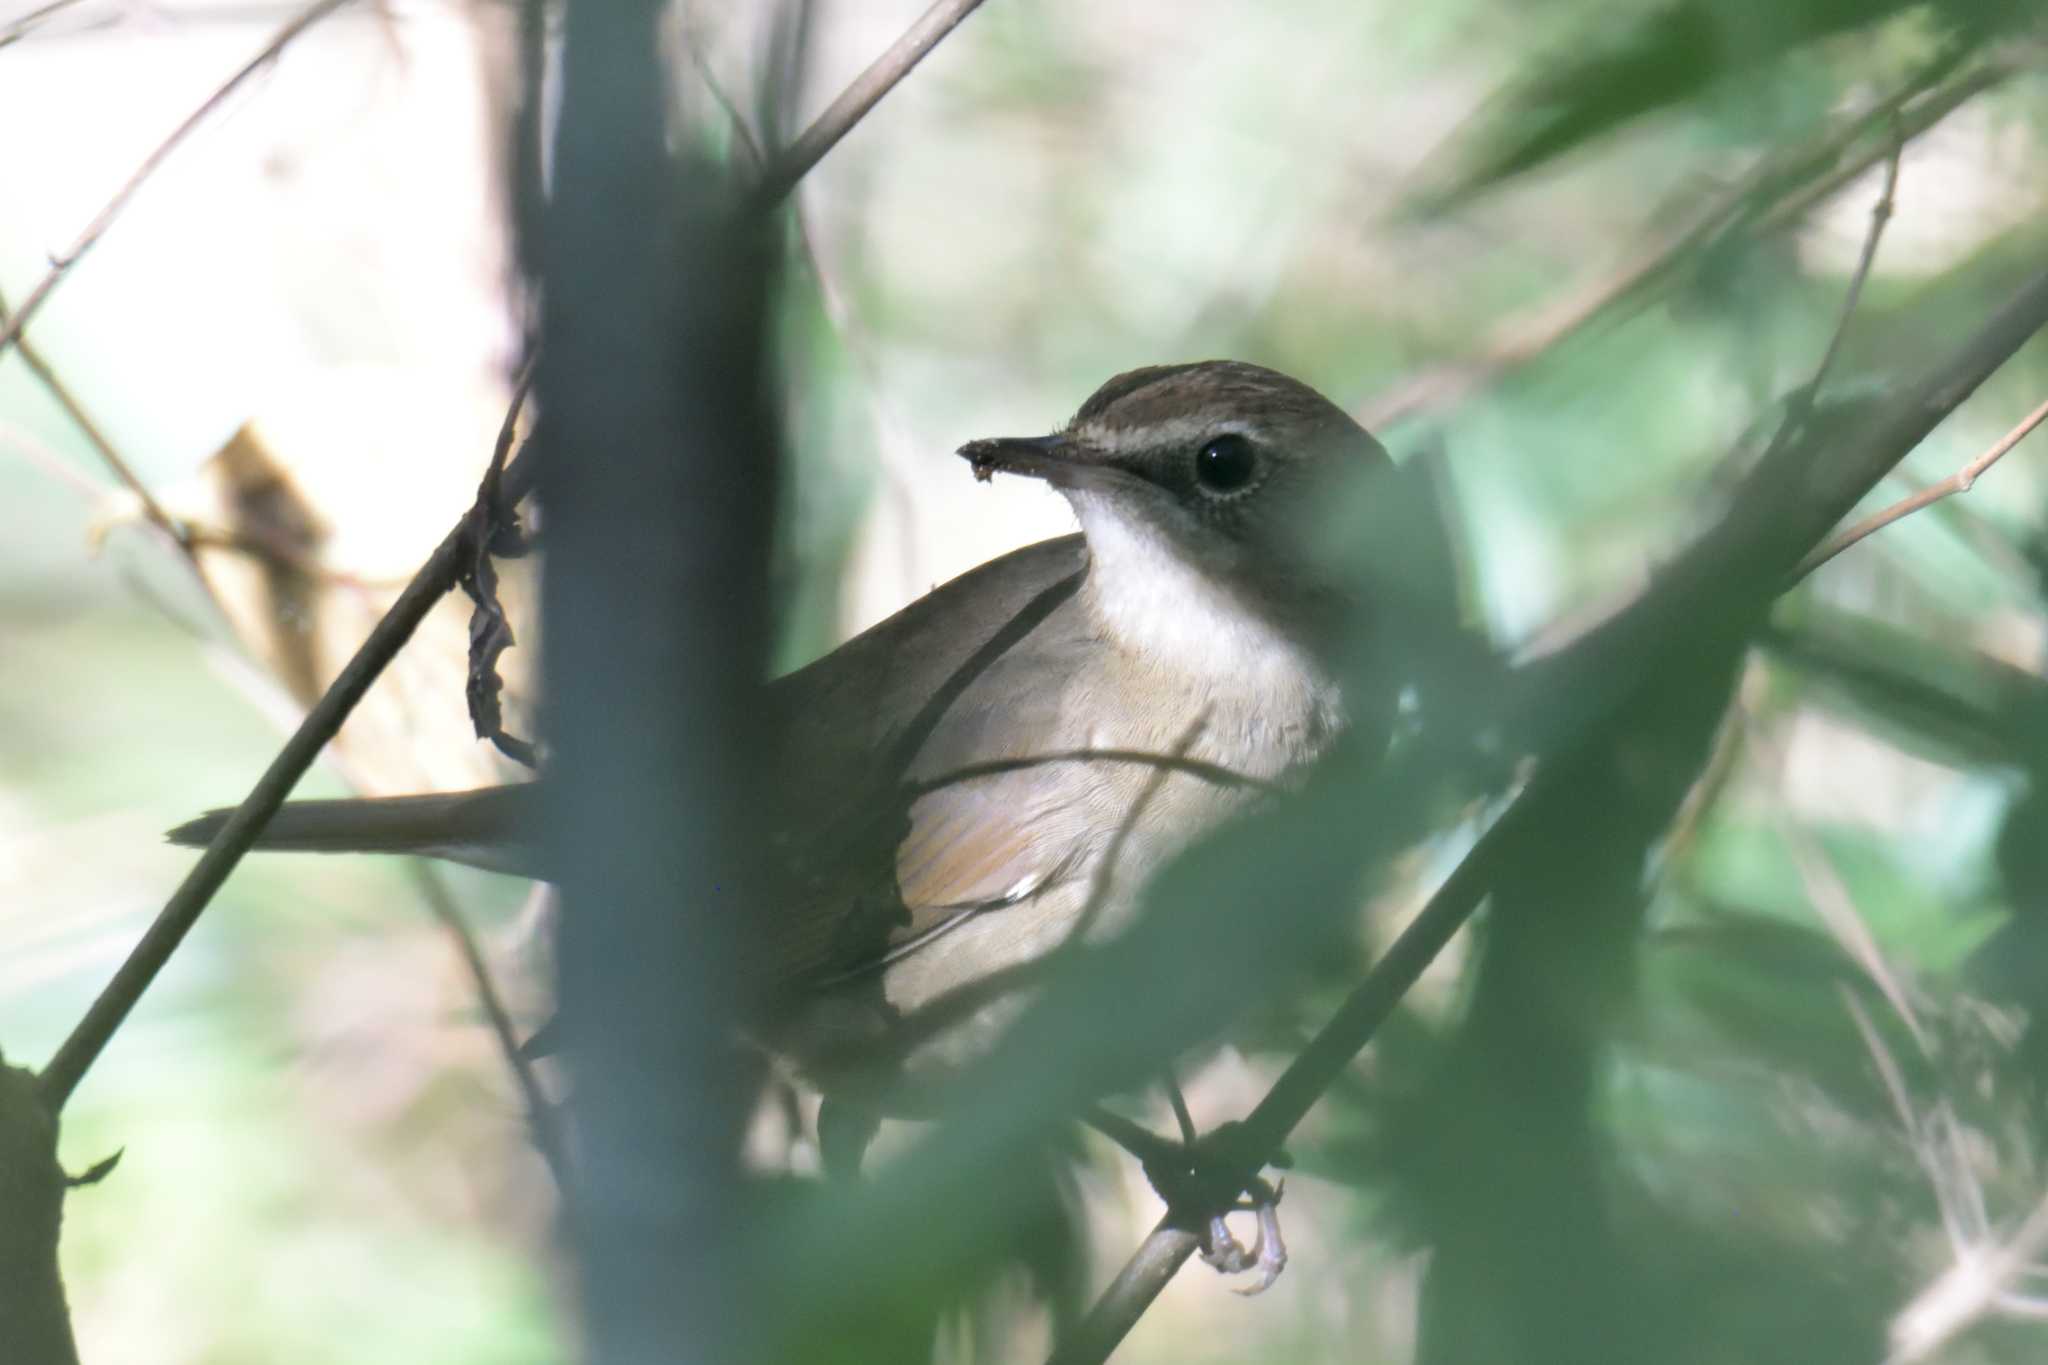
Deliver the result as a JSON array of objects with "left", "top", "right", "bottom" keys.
[
  {"left": 1143, "top": 1125, "right": 1290, "bottom": 1293},
  {"left": 1231, "top": 1180, "right": 1288, "bottom": 1296},
  {"left": 1195, "top": 1177, "right": 1286, "bottom": 1294}
]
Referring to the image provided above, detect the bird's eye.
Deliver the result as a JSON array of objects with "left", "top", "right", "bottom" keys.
[{"left": 1194, "top": 434, "right": 1257, "bottom": 495}]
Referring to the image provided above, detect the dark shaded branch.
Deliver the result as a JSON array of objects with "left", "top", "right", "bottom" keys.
[
  {"left": 1049, "top": 772, "right": 1544, "bottom": 1365},
  {"left": 1050, "top": 263, "right": 2048, "bottom": 1364},
  {"left": 537, "top": 2, "right": 780, "bottom": 1360},
  {"left": 0, "top": 0, "right": 359, "bottom": 364},
  {"left": 0, "top": 1052, "right": 80, "bottom": 1365}
]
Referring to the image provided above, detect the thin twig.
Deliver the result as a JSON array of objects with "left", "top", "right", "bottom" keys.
[
  {"left": 37, "top": 437, "right": 536, "bottom": 1112},
  {"left": 1757, "top": 722, "right": 1932, "bottom": 1052},
  {"left": 1806, "top": 126, "right": 1902, "bottom": 400},
  {"left": 681, "top": 7, "right": 767, "bottom": 172},
  {"left": 1163, "top": 1075, "right": 1198, "bottom": 1149},
  {"left": 0, "top": 423, "right": 112, "bottom": 502},
  {"left": 1860, "top": 955, "right": 2048, "bottom": 1365},
  {"left": 484, "top": 0, "right": 992, "bottom": 512},
  {"left": 0, "top": 284, "right": 189, "bottom": 552},
  {"left": 404, "top": 863, "right": 568, "bottom": 1189},
  {"left": 1795, "top": 393, "right": 2048, "bottom": 579},
  {"left": 747, "top": 0, "right": 989, "bottom": 208},
  {"left": 1888, "top": 1191, "right": 2048, "bottom": 1364},
  {"left": 35, "top": 0, "right": 993, "bottom": 1116},
  {"left": 1359, "top": 57, "right": 2005, "bottom": 431},
  {"left": 0, "top": 0, "right": 93, "bottom": 49},
  {"left": 0, "top": 0, "right": 359, "bottom": 365},
  {"left": 1755, "top": 127, "right": 1904, "bottom": 469},
  {"left": 1069, "top": 715, "right": 1208, "bottom": 942}
]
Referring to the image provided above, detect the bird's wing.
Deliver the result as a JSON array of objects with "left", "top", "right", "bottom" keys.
[{"left": 758, "top": 535, "right": 1099, "bottom": 988}]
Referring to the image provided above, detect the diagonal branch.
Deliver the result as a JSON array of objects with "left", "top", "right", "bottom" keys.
[
  {"left": 1048, "top": 771, "right": 1541, "bottom": 1365},
  {"left": 404, "top": 864, "right": 568, "bottom": 1189},
  {"left": 0, "top": 0, "right": 359, "bottom": 365},
  {"left": 1358, "top": 55, "right": 2013, "bottom": 430},
  {"left": 0, "top": 285, "right": 190, "bottom": 554},
  {"left": 36, "top": 439, "right": 537, "bottom": 1112},
  {"left": 748, "top": 0, "right": 990, "bottom": 208},
  {"left": 32, "top": 0, "right": 999, "bottom": 1116},
  {"left": 0, "top": 0, "right": 94, "bottom": 50},
  {"left": 1795, "top": 392, "right": 2048, "bottom": 579},
  {"left": 1049, "top": 265, "right": 2048, "bottom": 1365}
]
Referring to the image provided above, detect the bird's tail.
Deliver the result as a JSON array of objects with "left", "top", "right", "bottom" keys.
[{"left": 165, "top": 786, "right": 540, "bottom": 877}]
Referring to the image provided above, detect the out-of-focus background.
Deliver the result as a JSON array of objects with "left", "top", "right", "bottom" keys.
[{"left": 4, "top": 0, "right": 2048, "bottom": 1361}]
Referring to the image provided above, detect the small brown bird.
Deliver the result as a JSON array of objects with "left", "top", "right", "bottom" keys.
[{"left": 171, "top": 360, "right": 1392, "bottom": 1178}]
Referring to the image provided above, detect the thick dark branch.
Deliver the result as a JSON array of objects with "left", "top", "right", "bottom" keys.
[{"left": 0, "top": 1053, "right": 78, "bottom": 1365}]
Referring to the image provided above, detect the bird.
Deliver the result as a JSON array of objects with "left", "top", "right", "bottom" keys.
[{"left": 169, "top": 360, "right": 1395, "bottom": 1225}]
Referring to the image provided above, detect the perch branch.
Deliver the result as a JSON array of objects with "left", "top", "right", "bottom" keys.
[
  {"left": 1053, "top": 266, "right": 2048, "bottom": 1365},
  {"left": 37, "top": 438, "right": 537, "bottom": 1112},
  {"left": 36, "top": 0, "right": 996, "bottom": 1117}
]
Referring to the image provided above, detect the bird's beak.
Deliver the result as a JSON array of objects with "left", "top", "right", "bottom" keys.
[{"left": 957, "top": 433, "right": 1086, "bottom": 487}]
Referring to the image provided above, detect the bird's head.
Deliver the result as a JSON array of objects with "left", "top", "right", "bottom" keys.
[{"left": 959, "top": 360, "right": 1391, "bottom": 672}]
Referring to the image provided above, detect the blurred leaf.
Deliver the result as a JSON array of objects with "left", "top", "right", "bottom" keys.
[
  {"left": 1765, "top": 605, "right": 2048, "bottom": 773},
  {"left": 1419, "top": 0, "right": 2032, "bottom": 207}
]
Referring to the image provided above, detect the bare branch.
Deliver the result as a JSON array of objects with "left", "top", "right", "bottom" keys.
[
  {"left": 1783, "top": 126, "right": 1903, "bottom": 438},
  {"left": 0, "top": 0, "right": 359, "bottom": 365},
  {"left": 0, "top": 1052, "right": 80, "bottom": 1364},
  {"left": 1795, "top": 392, "right": 2048, "bottom": 579},
  {"left": 1358, "top": 56, "right": 2011, "bottom": 430},
  {"left": 0, "top": 284, "right": 189, "bottom": 553},
  {"left": 0, "top": 0, "right": 93, "bottom": 50},
  {"left": 36, "top": 435, "right": 535, "bottom": 1111},
  {"left": 748, "top": 0, "right": 990, "bottom": 208},
  {"left": 404, "top": 865, "right": 567, "bottom": 1190},
  {"left": 37, "top": 0, "right": 991, "bottom": 1125}
]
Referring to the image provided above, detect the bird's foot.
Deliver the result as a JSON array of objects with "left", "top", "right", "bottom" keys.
[
  {"left": 1136, "top": 1121, "right": 1291, "bottom": 1295},
  {"left": 1194, "top": 1176, "right": 1287, "bottom": 1294}
]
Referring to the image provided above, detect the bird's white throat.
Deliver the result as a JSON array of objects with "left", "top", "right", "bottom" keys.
[{"left": 1065, "top": 489, "right": 1341, "bottom": 742}]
